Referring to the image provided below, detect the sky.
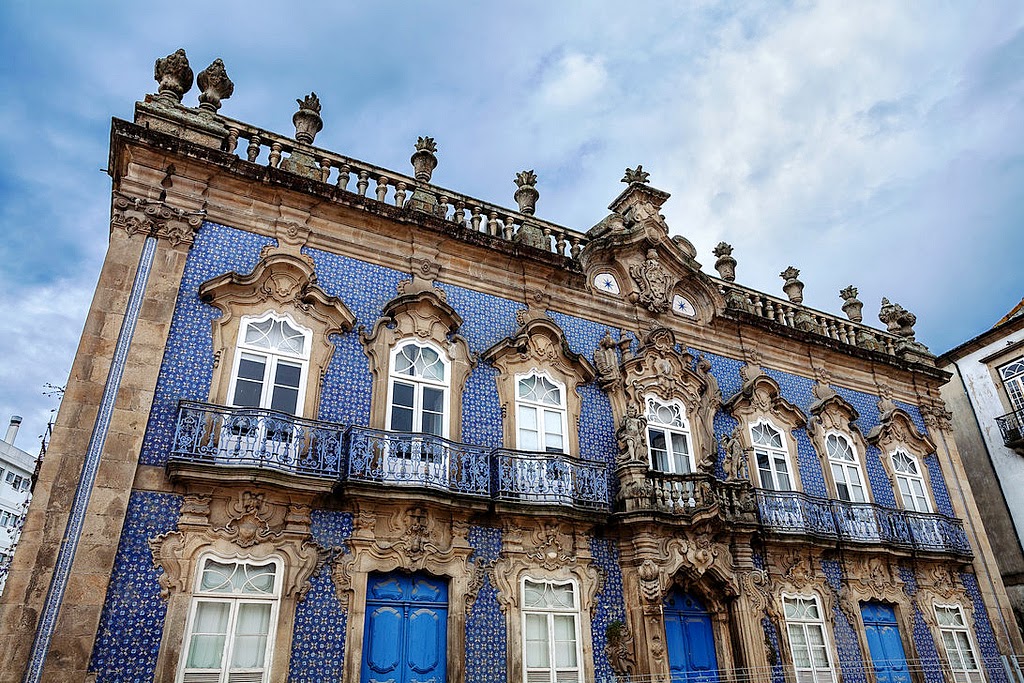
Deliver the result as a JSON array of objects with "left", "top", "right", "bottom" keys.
[{"left": 0, "top": 1, "right": 1022, "bottom": 453}]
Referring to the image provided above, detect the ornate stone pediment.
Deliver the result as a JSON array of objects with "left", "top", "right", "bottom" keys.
[
  {"left": 150, "top": 490, "right": 319, "bottom": 600},
  {"left": 846, "top": 555, "right": 904, "bottom": 605},
  {"left": 724, "top": 372, "right": 806, "bottom": 429},
  {"left": 807, "top": 382, "right": 861, "bottom": 437},
  {"left": 866, "top": 407, "right": 935, "bottom": 454},
  {"left": 483, "top": 314, "right": 594, "bottom": 383}
]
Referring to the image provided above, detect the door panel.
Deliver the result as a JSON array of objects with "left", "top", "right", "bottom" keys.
[
  {"left": 664, "top": 591, "right": 719, "bottom": 683},
  {"left": 861, "top": 602, "right": 911, "bottom": 683},
  {"left": 361, "top": 573, "right": 448, "bottom": 683}
]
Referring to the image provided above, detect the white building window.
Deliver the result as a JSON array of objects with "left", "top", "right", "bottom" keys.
[
  {"left": 934, "top": 604, "right": 984, "bottom": 683},
  {"left": 0, "top": 510, "right": 14, "bottom": 527},
  {"left": 999, "top": 359, "right": 1024, "bottom": 412},
  {"left": 891, "top": 450, "right": 932, "bottom": 513},
  {"left": 783, "top": 595, "right": 837, "bottom": 683},
  {"left": 522, "top": 578, "right": 582, "bottom": 683},
  {"left": 825, "top": 433, "right": 868, "bottom": 503},
  {"left": 751, "top": 421, "right": 794, "bottom": 491},
  {"left": 178, "top": 556, "right": 281, "bottom": 683},
  {"left": 646, "top": 397, "right": 693, "bottom": 474},
  {"left": 228, "top": 313, "right": 312, "bottom": 416},
  {"left": 517, "top": 373, "right": 568, "bottom": 454},
  {"left": 387, "top": 341, "right": 449, "bottom": 437}
]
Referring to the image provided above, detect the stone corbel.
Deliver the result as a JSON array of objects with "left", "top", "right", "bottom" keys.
[{"left": 111, "top": 191, "right": 204, "bottom": 246}]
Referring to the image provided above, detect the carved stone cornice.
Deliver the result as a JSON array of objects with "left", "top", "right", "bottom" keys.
[{"left": 111, "top": 192, "right": 204, "bottom": 246}]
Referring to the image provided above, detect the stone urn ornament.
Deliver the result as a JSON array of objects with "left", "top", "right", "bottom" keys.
[
  {"left": 154, "top": 48, "right": 193, "bottom": 103},
  {"left": 196, "top": 59, "right": 234, "bottom": 114},
  {"left": 840, "top": 285, "right": 863, "bottom": 323},
  {"left": 293, "top": 93, "right": 323, "bottom": 144},
  {"left": 514, "top": 170, "right": 539, "bottom": 215},
  {"left": 780, "top": 266, "right": 804, "bottom": 304},
  {"left": 713, "top": 242, "right": 737, "bottom": 282}
]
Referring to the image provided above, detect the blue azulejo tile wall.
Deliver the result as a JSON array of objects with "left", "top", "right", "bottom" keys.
[
  {"left": 898, "top": 566, "right": 945, "bottom": 683},
  {"left": 820, "top": 559, "right": 866, "bottom": 683},
  {"left": 466, "top": 526, "right": 506, "bottom": 683},
  {"left": 961, "top": 572, "right": 1009, "bottom": 683},
  {"left": 589, "top": 537, "right": 626, "bottom": 683},
  {"left": 288, "top": 510, "right": 353, "bottom": 682},
  {"left": 88, "top": 491, "right": 182, "bottom": 682},
  {"left": 140, "top": 223, "right": 273, "bottom": 466}
]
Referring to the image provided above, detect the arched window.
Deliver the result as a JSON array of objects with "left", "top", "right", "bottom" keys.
[
  {"left": 516, "top": 372, "right": 568, "bottom": 454},
  {"left": 934, "top": 604, "right": 984, "bottom": 683},
  {"left": 387, "top": 341, "right": 450, "bottom": 437},
  {"left": 522, "top": 577, "right": 582, "bottom": 683},
  {"left": 825, "top": 433, "right": 869, "bottom": 503},
  {"left": 751, "top": 421, "right": 794, "bottom": 491},
  {"left": 999, "top": 358, "right": 1024, "bottom": 412},
  {"left": 178, "top": 555, "right": 282, "bottom": 683},
  {"left": 782, "top": 594, "right": 837, "bottom": 683},
  {"left": 891, "top": 450, "right": 932, "bottom": 513},
  {"left": 646, "top": 396, "right": 693, "bottom": 474},
  {"left": 228, "top": 313, "right": 312, "bottom": 416}
]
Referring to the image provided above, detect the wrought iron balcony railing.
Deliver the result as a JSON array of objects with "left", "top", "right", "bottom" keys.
[
  {"left": 756, "top": 490, "right": 972, "bottom": 556},
  {"left": 996, "top": 409, "right": 1024, "bottom": 450},
  {"left": 170, "top": 401, "right": 347, "bottom": 479},
  {"left": 346, "top": 426, "right": 491, "bottom": 497},
  {"left": 493, "top": 449, "right": 609, "bottom": 510}
]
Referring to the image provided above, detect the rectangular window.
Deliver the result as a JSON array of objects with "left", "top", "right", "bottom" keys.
[
  {"left": 522, "top": 579, "right": 582, "bottom": 683},
  {"left": 179, "top": 558, "right": 280, "bottom": 683},
  {"left": 935, "top": 605, "right": 984, "bottom": 683},
  {"left": 783, "top": 595, "right": 836, "bottom": 683}
]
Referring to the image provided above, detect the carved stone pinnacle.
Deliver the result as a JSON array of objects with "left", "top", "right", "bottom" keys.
[
  {"left": 514, "top": 170, "right": 539, "bottom": 215},
  {"left": 621, "top": 165, "right": 650, "bottom": 185},
  {"left": 780, "top": 267, "right": 804, "bottom": 304},
  {"left": 197, "top": 59, "right": 234, "bottom": 113},
  {"left": 411, "top": 136, "right": 439, "bottom": 183},
  {"left": 293, "top": 92, "right": 323, "bottom": 144},
  {"left": 154, "top": 48, "right": 193, "bottom": 103}
]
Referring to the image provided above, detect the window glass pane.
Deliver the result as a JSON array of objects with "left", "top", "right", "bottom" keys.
[
  {"left": 231, "top": 603, "right": 271, "bottom": 668},
  {"left": 270, "top": 386, "right": 299, "bottom": 414},
  {"left": 201, "top": 561, "right": 238, "bottom": 593},
  {"left": 524, "top": 582, "right": 544, "bottom": 607},
  {"left": 240, "top": 564, "right": 276, "bottom": 595},
  {"left": 422, "top": 387, "right": 444, "bottom": 413},
  {"left": 392, "top": 382, "right": 414, "bottom": 409},
  {"left": 548, "top": 583, "right": 575, "bottom": 609},
  {"left": 275, "top": 362, "right": 301, "bottom": 389},
  {"left": 414, "top": 346, "right": 444, "bottom": 381},
  {"left": 391, "top": 407, "right": 413, "bottom": 433},
  {"left": 519, "top": 406, "right": 540, "bottom": 451},
  {"left": 395, "top": 346, "right": 417, "bottom": 375},
  {"left": 649, "top": 428, "right": 669, "bottom": 471},
  {"left": 525, "top": 614, "right": 550, "bottom": 667},
  {"left": 421, "top": 410, "right": 443, "bottom": 437},
  {"left": 186, "top": 602, "right": 229, "bottom": 668},
  {"left": 553, "top": 615, "right": 578, "bottom": 667}
]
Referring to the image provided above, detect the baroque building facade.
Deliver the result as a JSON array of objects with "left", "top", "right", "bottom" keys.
[{"left": 0, "top": 50, "right": 1021, "bottom": 683}]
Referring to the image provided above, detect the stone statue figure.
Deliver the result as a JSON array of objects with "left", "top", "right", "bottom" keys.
[
  {"left": 594, "top": 330, "right": 621, "bottom": 388},
  {"left": 617, "top": 403, "right": 647, "bottom": 467},
  {"left": 720, "top": 428, "right": 747, "bottom": 481}
]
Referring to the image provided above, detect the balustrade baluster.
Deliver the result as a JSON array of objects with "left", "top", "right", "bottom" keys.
[
  {"left": 269, "top": 142, "right": 283, "bottom": 168},
  {"left": 336, "top": 163, "right": 351, "bottom": 190},
  {"left": 453, "top": 200, "right": 465, "bottom": 226},
  {"left": 570, "top": 237, "right": 582, "bottom": 259},
  {"left": 555, "top": 231, "right": 567, "bottom": 256},
  {"left": 226, "top": 127, "right": 239, "bottom": 154},
  {"left": 470, "top": 205, "right": 482, "bottom": 232},
  {"left": 437, "top": 195, "right": 449, "bottom": 219},
  {"left": 319, "top": 158, "right": 331, "bottom": 184},
  {"left": 487, "top": 211, "right": 499, "bottom": 237},
  {"left": 357, "top": 170, "right": 369, "bottom": 197},
  {"left": 375, "top": 176, "right": 389, "bottom": 203},
  {"left": 541, "top": 227, "right": 552, "bottom": 252},
  {"left": 395, "top": 182, "right": 408, "bottom": 208},
  {"left": 246, "top": 134, "right": 261, "bottom": 163},
  {"left": 784, "top": 308, "right": 794, "bottom": 326},
  {"left": 503, "top": 214, "right": 516, "bottom": 240}
]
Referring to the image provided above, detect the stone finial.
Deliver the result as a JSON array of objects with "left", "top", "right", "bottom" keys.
[
  {"left": 780, "top": 266, "right": 804, "bottom": 304},
  {"left": 713, "top": 242, "right": 737, "bottom": 282},
  {"left": 514, "top": 170, "right": 539, "bottom": 215},
  {"left": 411, "top": 136, "right": 438, "bottom": 183},
  {"left": 154, "top": 48, "right": 194, "bottom": 103},
  {"left": 879, "top": 298, "right": 917, "bottom": 338},
  {"left": 839, "top": 285, "right": 863, "bottom": 323},
  {"left": 293, "top": 93, "right": 323, "bottom": 144},
  {"left": 196, "top": 59, "right": 234, "bottom": 114},
  {"left": 621, "top": 165, "right": 651, "bottom": 185}
]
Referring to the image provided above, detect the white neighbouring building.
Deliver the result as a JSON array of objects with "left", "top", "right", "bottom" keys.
[
  {"left": 0, "top": 416, "right": 38, "bottom": 596},
  {"left": 940, "top": 298, "right": 1024, "bottom": 634}
]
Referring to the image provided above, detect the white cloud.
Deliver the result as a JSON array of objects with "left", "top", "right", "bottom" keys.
[{"left": 535, "top": 52, "right": 608, "bottom": 110}]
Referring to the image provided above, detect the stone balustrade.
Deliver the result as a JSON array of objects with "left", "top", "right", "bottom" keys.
[{"left": 218, "top": 115, "right": 587, "bottom": 260}]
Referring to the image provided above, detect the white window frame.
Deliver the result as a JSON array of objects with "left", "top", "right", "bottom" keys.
[
  {"left": 934, "top": 604, "right": 985, "bottom": 683},
  {"left": 825, "top": 432, "right": 869, "bottom": 503},
  {"left": 645, "top": 396, "right": 694, "bottom": 475},
  {"left": 999, "top": 358, "right": 1024, "bottom": 412},
  {"left": 515, "top": 370, "right": 569, "bottom": 455},
  {"left": 890, "top": 449, "right": 933, "bottom": 513},
  {"left": 782, "top": 594, "right": 838, "bottom": 683},
  {"left": 225, "top": 311, "right": 312, "bottom": 417},
  {"left": 177, "top": 554, "right": 283, "bottom": 683},
  {"left": 386, "top": 340, "right": 451, "bottom": 438},
  {"left": 520, "top": 576, "right": 583, "bottom": 683},
  {"left": 750, "top": 420, "right": 795, "bottom": 491}
]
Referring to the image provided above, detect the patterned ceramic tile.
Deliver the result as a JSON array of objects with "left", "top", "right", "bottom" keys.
[
  {"left": 466, "top": 525, "right": 506, "bottom": 683},
  {"left": 589, "top": 536, "right": 626, "bottom": 683},
  {"left": 961, "top": 572, "right": 1009, "bottom": 683},
  {"left": 88, "top": 492, "right": 182, "bottom": 681}
]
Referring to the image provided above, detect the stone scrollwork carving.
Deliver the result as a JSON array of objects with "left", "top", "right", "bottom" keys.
[
  {"left": 111, "top": 192, "right": 204, "bottom": 246},
  {"left": 629, "top": 249, "right": 675, "bottom": 313},
  {"left": 150, "top": 489, "right": 319, "bottom": 600},
  {"left": 605, "top": 620, "right": 637, "bottom": 679}
]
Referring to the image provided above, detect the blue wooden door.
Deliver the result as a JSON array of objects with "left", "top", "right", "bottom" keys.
[
  {"left": 664, "top": 590, "right": 719, "bottom": 683},
  {"left": 361, "top": 573, "right": 448, "bottom": 683},
  {"left": 861, "top": 602, "right": 912, "bottom": 683}
]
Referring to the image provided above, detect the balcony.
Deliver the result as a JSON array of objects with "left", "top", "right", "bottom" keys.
[
  {"left": 168, "top": 403, "right": 610, "bottom": 511},
  {"left": 996, "top": 409, "right": 1024, "bottom": 451},
  {"left": 615, "top": 472, "right": 758, "bottom": 525},
  {"left": 168, "top": 401, "right": 347, "bottom": 490},
  {"left": 756, "top": 490, "right": 972, "bottom": 557}
]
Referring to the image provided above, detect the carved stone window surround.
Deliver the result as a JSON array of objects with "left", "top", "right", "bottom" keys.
[
  {"left": 200, "top": 248, "right": 356, "bottom": 419},
  {"left": 807, "top": 388, "right": 872, "bottom": 503},
  {"left": 867, "top": 408, "right": 939, "bottom": 513},
  {"left": 361, "top": 275, "right": 474, "bottom": 440},
  {"left": 483, "top": 314, "right": 595, "bottom": 455}
]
